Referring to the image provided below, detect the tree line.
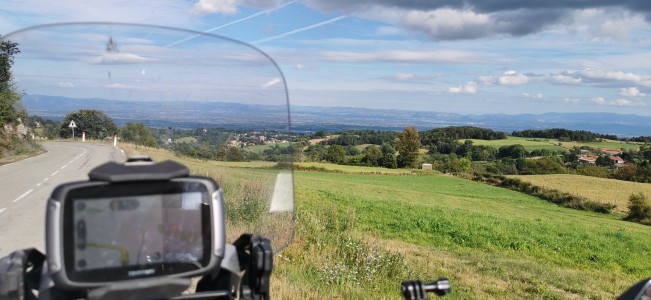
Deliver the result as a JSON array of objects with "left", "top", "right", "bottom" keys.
[{"left": 512, "top": 128, "right": 618, "bottom": 142}]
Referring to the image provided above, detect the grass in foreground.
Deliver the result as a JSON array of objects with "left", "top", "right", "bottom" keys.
[
  {"left": 511, "top": 174, "right": 651, "bottom": 213},
  {"left": 273, "top": 172, "right": 650, "bottom": 299}
]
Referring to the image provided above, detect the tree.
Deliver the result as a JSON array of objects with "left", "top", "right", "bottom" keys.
[
  {"left": 397, "top": 126, "right": 421, "bottom": 168},
  {"left": 363, "top": 145, "right": 383, "bottom": 167},
  {"left": 0, "top": 37, "right": 26, "bottom": 125},
  {"left": 625, "top": 193, "right": 651, "bottom": 224},
  {"left": 120, "top": 122, "right": 157, "bottom": 147},
  {"left": 60, "top": 109, "right": 117, "bottom": 139},
  {"left": 326, "top": 145, "right": 346, "bottom": 164},
  {"left": 497, "top": 144, "right": 528, "bottom": 159}
]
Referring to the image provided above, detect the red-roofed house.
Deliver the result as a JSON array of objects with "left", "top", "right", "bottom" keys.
[
  {"left": 609, "top": 156, "right": 625, "bottom": 164},
  {"left": 579, "top": 156, "right": 597, "bottom": 164}
]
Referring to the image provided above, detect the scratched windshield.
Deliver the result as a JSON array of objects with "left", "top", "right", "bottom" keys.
[{"left": 0, "top": 23, "right": 294, "bottom": 255}]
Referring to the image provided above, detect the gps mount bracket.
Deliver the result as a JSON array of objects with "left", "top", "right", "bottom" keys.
[{"left": 88, "top": 156, "right": 189, "bottom": 182}]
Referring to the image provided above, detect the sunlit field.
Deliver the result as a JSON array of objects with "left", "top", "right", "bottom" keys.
[
  {"left": 511, "top": 174, "right": 651, "bottom": 213},
  {"left": 462, "top": 136, "right": 643, "bottom": 152},
  {"left": 125, "top": 144, "right": 650, "bottom": 299}
]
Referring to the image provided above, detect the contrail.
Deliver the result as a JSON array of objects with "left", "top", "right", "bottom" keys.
[
  {"left": 165, "top": 1, "right": 296, "bottom": 47},
  {"left": 252, "top": 15, "right": 347, "bottom": 44}
]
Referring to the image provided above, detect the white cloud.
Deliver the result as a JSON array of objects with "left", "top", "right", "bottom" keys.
[
  {"left": 448, "top": 81, "right": 477, "bottom": 94},
  {"left": 548, "top": 74, "right": 582, "bottom": 85},
  {"left": 522, "top": 93, "right": 543, "bottom": 99},
  {"left": 592, "top": 97, "right": 607, "bottom": 105},
  {"left": 90, "top": 53, "right": 159, "bottom": 65},
  {"left": 591, "top": 96, "right": 645, "bottom": 107},
  {"left": 562, "top": 97, "right": 581, "bottom": 104},
  {"left": 398, "top": 9, "right": 492, "bottom": 40},
  {"left": 295, "top": 63, "right": 304, "bottom": 70},
  {"left": 498, "top": 70, "right": 529, "bottom": 85},
  {"left": 394, "top": 73, "right": 415, "bottom": 81},
  {"left": 614, "top": 99, "right": 646, "bottom": 107},
  {"left": 190, "top": 0, "right": 239, "bottom": 15},
  {"left": 478, "top": 75, "right": 497, "bottom": 85},
  {"left": 58, "top": 82, "right": 75, "bottom": 88},
  {"left": 320, "top": 49, "right": 489, "bottom": 64},
  {"left": 619, "top": 87, "right": 645, "bottom": 97}
]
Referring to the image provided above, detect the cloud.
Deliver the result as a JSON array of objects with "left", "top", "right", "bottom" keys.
[
  {"left": 548, "top": 74, "right": 582, "bottom": 85},
  {"left": 320, "top": 49, "right": 490, "bottom": 64},
  {"left": 591, "top": 96, "right": 646, "bottom": 106},
  {"left": 592, "top": 97, "right": 607, "bottom": 105},
  {"left": 478, "top": 75, "right": 497, "bottom": 85},
  {"left": 562, "top": 97, "right": 581, "bottom": 104},
  {"left": 522, "top": 93, "right": 543, "bottom": 99},
  {"left": 190, "top": 0, "right": 238, "bottom": 15},
  {"left": 394, "top": 73, "right": 415, "bottom": 81},
  {"left": 580, "top": 69, "right": 651, "bottom": 87},
  {"left": 620, "top": 87, "right": 645, "bottom": 97},
  {"left": 302, "top": 0, "right": 651, "bottom": 40},
  {"left": 295, "top": 63, "right": 305, "bottom": 70},
  {"left": 498, "top": 70, "right": 529, "bottom": 85},
  {"left": 448, "top": 81, "right": 477, "bottom": 94},
  {"left": 90, "top": 53, "right": 159, "bottom": 65}
]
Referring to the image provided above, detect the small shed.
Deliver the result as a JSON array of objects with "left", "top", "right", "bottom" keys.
[{"left": 422, "top": 163, "right": 433, "bottom": 170}]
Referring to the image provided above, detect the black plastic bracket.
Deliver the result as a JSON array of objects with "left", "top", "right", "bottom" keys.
[
  {"left": 402, "top": 277, "right": 451, "bottom": 300},
  {"left": 0, "top": 248, "right": 45, "bottom": 300},
  {"left": 88, "top": 159, "right": 189, "bottom": 182},
  {"left": 233, "top": 234, "right": 273, "bottom": 300}
]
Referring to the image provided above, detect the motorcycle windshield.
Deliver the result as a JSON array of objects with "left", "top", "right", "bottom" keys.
[{"left": 3, "top": 23, "right": 295, "bottom": 253}]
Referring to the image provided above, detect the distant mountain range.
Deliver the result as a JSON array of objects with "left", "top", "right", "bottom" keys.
[{"left": 23, "top": 95, "right": 651, "bottom": 137}]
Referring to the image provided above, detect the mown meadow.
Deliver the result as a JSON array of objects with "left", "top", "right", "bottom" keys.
[{"left": 123, "top": 144, "right": 651, "bottom": 299}]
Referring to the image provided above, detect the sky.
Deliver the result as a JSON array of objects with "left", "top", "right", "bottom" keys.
[{"left": 2, "top": 0, "right": 651, "bottom": 116}]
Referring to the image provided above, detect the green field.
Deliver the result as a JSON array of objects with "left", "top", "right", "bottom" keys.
[
  {"left": 462, "top": 136, "right": 643, "bottom": 152},
  {"left": 462, "top": 136, "right": 568, "bottom": 152},
  {"left": 125, "top": 144, "right": 650, "bottom": 299},
  {"left": 274, "top": 172, "right": 649, "bottom": 299},
  {"left": 511, "top": 174, "right": 651, "bottom": 213},
  {"left": 246, "top": 143, "right": 293, "bottom": 154}
]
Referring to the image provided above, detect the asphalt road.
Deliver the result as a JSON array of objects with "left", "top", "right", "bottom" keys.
[{"left": 0, "top": 142, "right": 125, "bottom": 257}]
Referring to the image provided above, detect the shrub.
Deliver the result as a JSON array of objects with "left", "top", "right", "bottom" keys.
[{"left": 625, "top": 193, "right": 651, "bottom": 225}]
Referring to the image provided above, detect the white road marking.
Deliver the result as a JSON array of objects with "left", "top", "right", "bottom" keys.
[
  {"left": 36, "top": 182, "right": 42, "bottom": 187},
  {"left": 51, "top": 170, "right": 59, "bottom": 177},
  {"left": 61, "top": 164, "right": 68, "bottom": 170},
  {"left": 0, "top": 208, "right": 6, "bottom": 214},
  {"left": 43, "top": 177, "right": 49, "bottom": 182},
  {"left": 13, "top": 189, "right": 34, "bottom": 203}
]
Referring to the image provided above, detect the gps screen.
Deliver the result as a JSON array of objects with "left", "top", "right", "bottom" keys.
[{"left": 72, "top": 192, "right": 204, "bottom": 271}]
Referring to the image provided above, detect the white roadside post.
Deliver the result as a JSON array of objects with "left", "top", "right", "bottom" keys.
[
  {"left": 68, "top": 120, "right": 77, "bottom": 140},
  {"left": 113, "top": 134, "right": 117, "bottom": 147},
  {"left": 82, "top": 131, "right": 86, "bottom": 142}
]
